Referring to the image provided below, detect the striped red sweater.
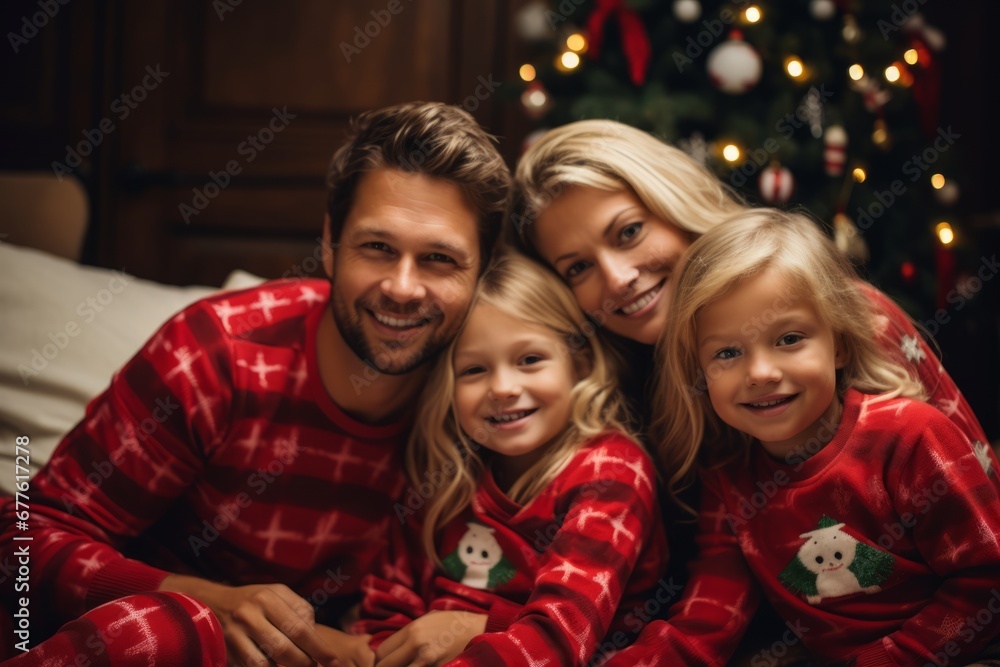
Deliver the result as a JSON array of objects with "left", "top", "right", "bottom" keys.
[
  {"left": 355, "top": 433, "right": 672, "bottom": 666},
  {"left": 0, "top": 279, "right": 409, "bottom": 637},
  {"left": 605, "top": 389, "right": 1000, "bottom": 666},
  {"left": 859, "top": 283, "right": 987, "bottom": 446}
]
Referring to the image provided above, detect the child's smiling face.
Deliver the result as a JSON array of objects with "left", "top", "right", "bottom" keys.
[
  {"left": 452, "top": 302, "right": 578, "bottom": 480},
  {"left": 696, "top": 267, "right": 847, "bottom": 460}
]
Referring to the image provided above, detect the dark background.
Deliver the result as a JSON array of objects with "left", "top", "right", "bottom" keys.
[{"left": 1, "top": 0, "right": 997, "bottom": 439}]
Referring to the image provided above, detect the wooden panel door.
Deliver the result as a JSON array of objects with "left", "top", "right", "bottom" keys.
[{"left": 103, "top": 0, "right": 526, "bottom": 286}]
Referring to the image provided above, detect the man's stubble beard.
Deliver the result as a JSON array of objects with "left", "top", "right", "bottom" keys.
[{"left": 329, "top": 292, "right": 449, "bottom": 376}]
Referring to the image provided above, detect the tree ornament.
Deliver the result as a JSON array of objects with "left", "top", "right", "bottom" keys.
[
  {"left": 904, "top": 14, "right": 946, "bottom": 52},
  {"left": 707, "top": 32, "right": 762, "bottom": 94},
  {"left": 810, "top": 0, "right": 836, "bottom": 21},
  {"left": 934, "top": 181, "right": 960, "bottom": 206},
  {"left": 758, "top": 163, "right": 794, "bottom": 204},
  {"left": 904, "top": 14, "right": 945, "bottom": 137},
  {"left": 587, "top": 0, "right": 651, "bottom": 85},
  {"left": 834, "top": 212, "right": 869, "bottom": 263},
  {"left": 801, "top": 87, "right": 825, "bottom": 139},
  {"left": 851, "top": 75, "right": 891, "bottom": 113},
  {"left": 673, "top": 0, "right": 702, "bottom": 23},
  {"left": 823, "top": 125, "right": 848, "bottom": 176},
  {"left": 515, "top": 0, "right": 553, "bottom": 41},
  {"left": 678, "top": 131, "right": 709, "bottom": 165}
]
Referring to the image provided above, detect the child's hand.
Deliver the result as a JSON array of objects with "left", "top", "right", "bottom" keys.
[
  {"left": 374, "top": 611, "right": 487, "bottom": 667},
  {"left": 313, "top": 625, "right": 375, "bottom": 667}
]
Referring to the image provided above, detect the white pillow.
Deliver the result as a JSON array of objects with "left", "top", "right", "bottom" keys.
[{"left": 0, "top": 243, "right": 263, "bottom": 494}]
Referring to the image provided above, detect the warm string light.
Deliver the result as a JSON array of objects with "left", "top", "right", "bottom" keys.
[
  {"left": 566, "top": 33, "right": 587, "bottom": 52},
  {"left": 849, "top": 64, "right": 864, "bottom": 81},
  {"left": 785, "top": 56, "right": 805, "bottom": 79},
  {"left": 931, "top": 173, "right": 946, "bottom": 189},
  {"left": 871, "top": 119, "right": 890, "bottom": 149},
  {"left": 853, "top": 167, "right": 867, "bottom": 183},
  {"left": 554, "top": 33, "right": 588, "bottom": 73},
  {"left": 884, "top": 65, "right": 900, "bottom": 83},
  {"left": 559, "top": 51, "right": 581, "bottom": 70},
  {"left": 904, "top": 48, "right": 919, "bottom": 65},
  {"left": 744, "top": 6, "right": 762, "bottom": 23},
  {"left": 722, "top": 144, "right": 741, "bottom": 162},
  {"left": 935, "top": 222, "right": 955, "bottom": 245},
  {"left": 872, "top": 125, "right": 889, "bottom": 146},
  {"left": 519, "top": 64, "right": 536, "bottom": 82}
]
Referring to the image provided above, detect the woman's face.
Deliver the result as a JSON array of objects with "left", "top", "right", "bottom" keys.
[{"left": 532, "top": 186, "right": 692, "bottom": 345}]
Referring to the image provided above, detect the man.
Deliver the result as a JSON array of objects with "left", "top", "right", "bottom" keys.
[{"left": 1, "top": 101, "right": 509, "bottom": 666}]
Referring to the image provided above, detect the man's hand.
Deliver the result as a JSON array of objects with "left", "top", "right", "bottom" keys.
[
  {"left": 160, "top": 574, "right": 341, "bottom": 667},
  {"left": 374, "top": 611, "right": 487, "bottom": 667},
  {"left": 314, "top": 625, "right": 375, "bottom": 667}
]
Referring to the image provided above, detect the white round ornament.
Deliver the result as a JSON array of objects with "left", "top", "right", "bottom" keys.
[
  {"left": 707, "top": 36, "right": 762, "bottom": 94},
  {"left": 673, "top": 0, "right": 702, "bottom": 23},
  {"left": 810, "top": 0, "right": 836, "bottom": 21}
]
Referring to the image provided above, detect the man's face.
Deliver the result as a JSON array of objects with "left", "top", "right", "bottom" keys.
[{"left": 328, "top": 167, "right": 481, "bottom": 375}]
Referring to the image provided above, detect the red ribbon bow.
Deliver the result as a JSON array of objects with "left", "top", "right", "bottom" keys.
[
  {"left": 587, "top": 0, "right": 651, "bottom": 86},
  {"left": 906, "top": 35, "right": 941, "bottom": 138}
]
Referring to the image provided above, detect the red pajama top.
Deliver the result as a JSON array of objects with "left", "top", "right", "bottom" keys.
[
  {"left": 355, "top": 432, "right": 672, "bottom": 666},
  {"left": 604, "top": 389, "right": 1000, "bottom": 666},
  {"left": 859, "top": 283, "right": 988, "bottom": 446},
  {"left": 0, "top": 279, "right": 409, "bottom": 635}
]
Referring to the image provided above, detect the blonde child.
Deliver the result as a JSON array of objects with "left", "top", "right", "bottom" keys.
[
  {"left": 606, "top": 209, "right": 1000, "bottom": 665},
  {"left": 354, "top": 253, "right": 670, "bottom": 666}
]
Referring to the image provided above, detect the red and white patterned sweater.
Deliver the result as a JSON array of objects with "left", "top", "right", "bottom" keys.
[
  {"left": 605, "top": 388, "right": 1000, "bottom": 666},
  {"left": 355, "top": 432, "right": 672, "bottom": 666},
  {"left": 860, "top": 283, "right": 988, "bottom": 446},
  {"left": 0, "top": 279, "right": 409, "bottom": 635}
]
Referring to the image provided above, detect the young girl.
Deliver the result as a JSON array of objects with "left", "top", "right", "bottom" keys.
[
  {"left": 605, "top": 209, "right": 1000, "bottom": 666},
  {"left": 353, "top": 253, "right": 670, "bottom": 666}
]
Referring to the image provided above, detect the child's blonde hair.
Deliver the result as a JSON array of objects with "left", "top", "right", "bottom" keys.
[
  {"left": 407, "top": 252, "right": 633, "bottom": 562},
  {"left": 655, "top": 209, "right": 927, "bottom": 508},
  {"left": 505, "top": 119, "right": 745, "bottom": 257}
]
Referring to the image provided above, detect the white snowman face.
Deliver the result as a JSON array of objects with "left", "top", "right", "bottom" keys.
[
  {"left": 457, "top": 523, "right": 503, "bottom": 569},
  {"left": 797, "top": 524, "right": 858, "bottom": 575}
]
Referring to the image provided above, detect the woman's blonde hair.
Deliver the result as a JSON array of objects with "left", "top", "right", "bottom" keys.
[
  {"left": 655, "top": 209, "right": 927, "bottom": 509},
  {"left": 505, "top": 119, "right": 744, "bottom": 258},
  {"left": 407, "top": 252, "right": 633, "bottom": 562}
]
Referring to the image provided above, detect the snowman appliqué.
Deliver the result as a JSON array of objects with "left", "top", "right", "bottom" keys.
[
  {"left": 442, "top": 523, "right": 516, "bottom": 590},
  {"left": 779, "top": 516, "right": 894, "bottom": 604}
]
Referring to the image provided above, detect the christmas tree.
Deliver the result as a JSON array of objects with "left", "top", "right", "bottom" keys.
[{"left": 514, "top": 0, "right": 963, "bottom": 315}]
